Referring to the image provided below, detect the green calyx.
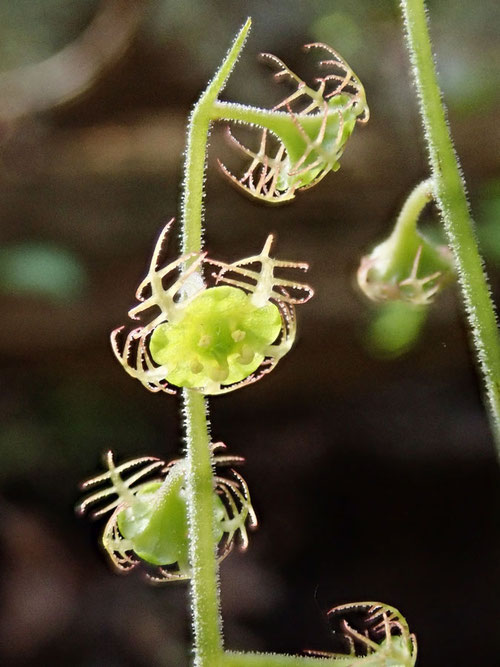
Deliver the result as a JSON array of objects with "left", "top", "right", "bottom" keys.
[
  {"left": 117, "top": 477, "right": 225, "bottom": 571},
  {"left": 359, "top": 230, "right": 454, "bottom": 304},
  {"left": 78, "top": 446, "right": 256, "bottom": 581},
  {"left": 272, "top": 97, "right": 360, "bottom": 192},
  {"left": 150, "top": 285, "right": 282, "bottom": 391}
]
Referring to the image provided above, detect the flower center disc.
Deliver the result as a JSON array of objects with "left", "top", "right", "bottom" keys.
[{"left": 149, "top": 285, "right": 282, "bottom": 390}]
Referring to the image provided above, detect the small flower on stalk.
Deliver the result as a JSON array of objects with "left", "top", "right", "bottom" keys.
[
  {"left": 358, "top": 240, "right": 454, "bottom": 305},
  {"left": 357, "top": 179, "right": 455, "bottom": 305},
  {"left": 219, "top": 43, "right": 369, "bottom": 203},
  {"left": 77, "top": 443, "right": 257, "bottom": 582},
  {"left": 306, "top": 602, "right": 417, "bottom": 666},
  {"left": 111, "top": 220, "right": 313, "bottom": 395}
]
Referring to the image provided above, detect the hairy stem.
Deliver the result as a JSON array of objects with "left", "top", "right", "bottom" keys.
[
  {"left": 180, "top": 19, "right": 251, "bottom": 666},
  {"left": 183, "top": 389, "right": 222, "bottom": 664},
  {"left": 213, "top": 100, "right": 299, "bottom": 131},
  {"left": 212, "top": 100, "right": 345, "bottom": 146},
  {"left": 223, "top": 653, "right": 345, "bottom": 666},
  {"left": 222, "top": 651, "right": 400, "bottom": 666},
  {"left": 400, "top": 0, "right": 500, "bottom": 453},
  {"left": 392, "top": 178, "right": 433, "bottom": 243},
  {"left": 383, "top": 177, "right": 434, "bottom": 272},
  {"left": 181, "top": 22, "right": 251, "bottom": 257}
]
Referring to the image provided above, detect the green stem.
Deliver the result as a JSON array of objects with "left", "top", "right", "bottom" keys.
[
  {"left": 384, "top": 178, "right": 434, "bottom": 272},
  {"left": 222, "top": 653, "right": 344, "bottom": 666},
  {"left": 183, "top": 389, "right": 222, "bottom": 664},
  {"left": 400, "top": 0, "right": 500, "bottom": 453},
  {"left": 182, "top": 22, "right": 251, "bottom": 257},
  {"left": 213, "top": 100, "right": 293, "bottom": 129},
  {"left": 392, "top": 178, "right": 433, "bottom": 244},
  {"left": 179, "top": 19, "right": 251, "bottom": 666},
  {"left": 222, "top": 651, "right": 394, "bottom": 666}
]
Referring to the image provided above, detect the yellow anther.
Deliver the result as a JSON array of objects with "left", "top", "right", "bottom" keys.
[
  {"left": 209, "top": 365, "right": 229, "bottom": 383},
  {"left": 231, "top": 329, "right": 246, "bottom": 342},
  {"left": 237, "top": 345, "right": 255, "bottom": 365},
  {"left": 198, "top": 334, "right": 212, "bottom": 348},
  {"left": 190, "top": 359, "right": 204, "bottom": 374}
]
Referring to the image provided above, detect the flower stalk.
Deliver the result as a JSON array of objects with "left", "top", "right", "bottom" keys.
[
  {"left": 400, "top": 0, "right": 500, "bottom": 454},
  {"left": 180, "top": 19, "right": 253, "bottom": 664},
  {"left": 183, "top": 389, "right": 223, "bottom": 663}
]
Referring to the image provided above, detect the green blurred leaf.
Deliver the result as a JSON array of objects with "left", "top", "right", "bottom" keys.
[
  {"left": 310, "top": 12, "right": 362, "bottom": 55},
  {"left": 0, "top": 242, "right": 87, "bottom": 301},
  {"left": 477, "top": 181, "right": 500, "bottom": 264},
  {"left": 365, "top": 301, "right": 427, "bottom": 359}
]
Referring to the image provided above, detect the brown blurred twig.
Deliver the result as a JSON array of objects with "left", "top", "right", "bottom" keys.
[{"left": 0, "top": 0, "right": 148, "bottom": 123}]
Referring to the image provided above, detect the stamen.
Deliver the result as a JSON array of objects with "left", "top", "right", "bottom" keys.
[
  {"left": 231, "top": 329, "right": 246, "bottom": 342},
  {"left": 209, "top": 364, "right": 229, "bottom": 383},
  {"left": 190, "top": 359, "right": 204, "bottom": 374},
  {"left": 198, "top": 334, "right": 212, "bottom": 348},
  {"left": 237, "top": 345, "right": 255, "bottom": 365}
]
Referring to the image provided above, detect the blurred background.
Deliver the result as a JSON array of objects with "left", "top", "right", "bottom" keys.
[{"left": 0, "top": 1, "right": 499, "bottom": 665}]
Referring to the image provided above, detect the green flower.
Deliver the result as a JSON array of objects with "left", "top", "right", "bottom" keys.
[
  {"left": 357, "top": 180, "right": 455, "bottom": 305},
  {"left": 358, "top": 233, "right": 454, "bottom": 305},
  {"left": 150, "top": 286, "right": 281, "bottom": 390},
  {"left": 111, "top": 223, "right": 313, "bottom": 394},
  {"left": 219, "top": 43, "right": 369, "bottom": 203},
  {"left": 78, "top": 444, "right": 257, "bottom": 582},
  {"left": 308, "top": 602, "right": 416, "bottom": 666}
]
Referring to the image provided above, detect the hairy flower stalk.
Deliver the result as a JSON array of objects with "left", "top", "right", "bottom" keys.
[
  {"left": 80, "top": 16, "right": 417, "bottom": 667},
  {"left": 178, "top": 21, "right": 253, "bottom": 664},
  {"left": 400, "top": 0, "right": 500, "bottom": 453}
]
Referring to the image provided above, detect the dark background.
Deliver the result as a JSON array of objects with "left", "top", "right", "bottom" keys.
[{"left": 0, "top": 1, "right": 499, "bottom": 665}]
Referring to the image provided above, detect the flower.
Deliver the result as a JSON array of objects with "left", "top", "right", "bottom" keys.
[
  {"left": 111, "top": 220, "right": 313, "bottom": 394},
  {"left": 77, "top": 443, "right": 257, "bottom": 582},
  {"left": 357, "top": 227, "right": 454, "bottom": 306},
  {"left": 219, "top": 43, "right": 369, "bottom": 203}
]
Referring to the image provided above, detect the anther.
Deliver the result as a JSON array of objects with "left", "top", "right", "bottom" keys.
[
  {"left": 209, "top": 365, "right": 229, "bottom": 383},
  {"left": 198, "top": 334, "right": 212, "bottom": 348},
  {"left": 231, "top": 329, "right": 246, "bottom": 342},
  {"left": 190, "top": 359, "right": 204, "bottom": 374},
  {"left": 237, "top": 345, "right": 255, "bottom": 365}
]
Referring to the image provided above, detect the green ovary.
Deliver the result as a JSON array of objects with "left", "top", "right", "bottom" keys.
[
  {"left": 117, "top": 480, "right": 226, "bottom": 568},
  {"left": 149, "top": 285, "right": 282, "bottom": 390}
]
